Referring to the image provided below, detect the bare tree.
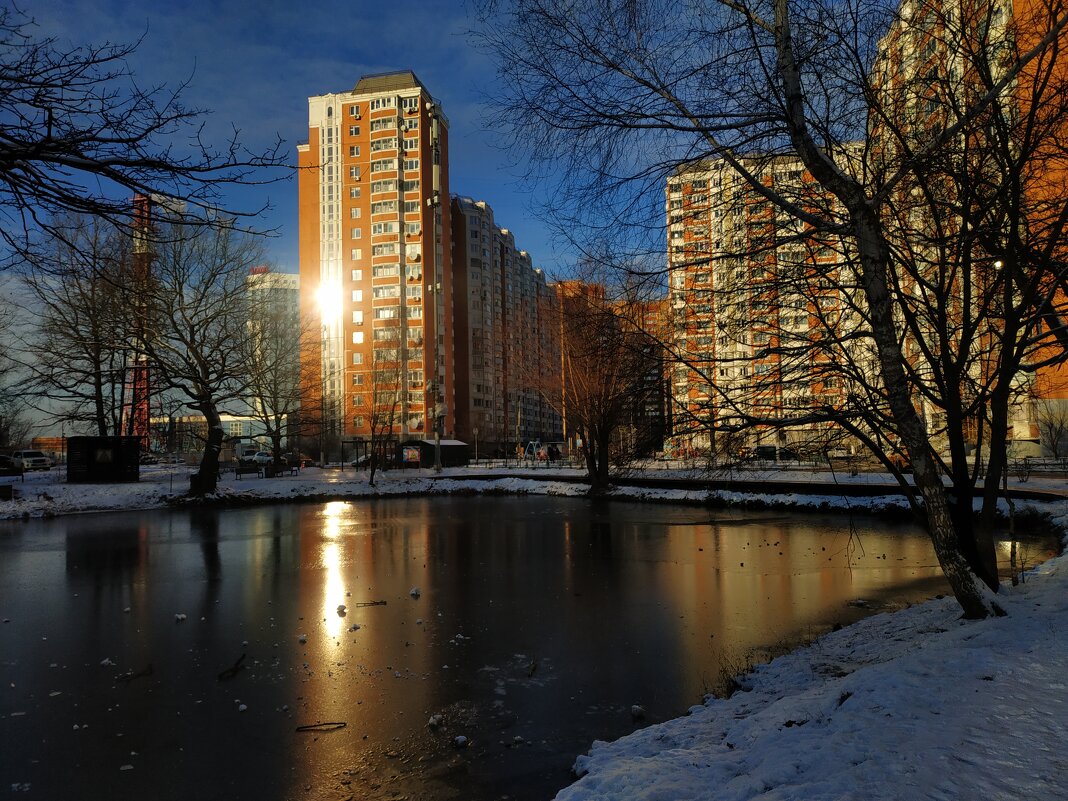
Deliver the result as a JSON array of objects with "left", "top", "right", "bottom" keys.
[
  {"left": 472, "top": 0, "right": 1068, "bottom": 617},
  {"left": 364, "top": 352, "right": 404, "bottom": 487},
  {"left": 17, "top": 216, "right": 144, "bottom": 435},
  {"left": 244, "top": 272, "right": 308, "bottom": 464},
  {"left": 1032, "top": 394, "right": 1068, "bottom": 457},
  {"left": 136, "top": 221, "right": 262, "bottom": 494},
  {"left": 0, "top": 6, "right": 285, "bottom": 268}
]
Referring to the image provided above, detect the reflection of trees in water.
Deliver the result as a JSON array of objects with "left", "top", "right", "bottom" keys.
[{"left": 189, "top": 509, "right": 221, "bottom": 582}]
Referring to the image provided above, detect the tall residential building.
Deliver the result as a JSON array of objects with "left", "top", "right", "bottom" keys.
[
  {"left": 666, "top": 157, "right": 861, "bottom": 456},
  {"left": 245, "top": 267, "right": 301, "bottom": 440},
  {"left": 450, "top": 196, "right": 562, "bottom": 452},
  {"left": 298, "top": 72, "right": 452, "bottom": 457}
]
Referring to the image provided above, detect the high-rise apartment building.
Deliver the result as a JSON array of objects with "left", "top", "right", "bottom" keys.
[
  {"left": 666, "top": 157, "right": 860, "bottom": 456},
  {"left": 298, "top": 72, "right": 452, "bottom": 457},
  {"left": 450, "top": 196, "right": 562, "bottom": 452}
]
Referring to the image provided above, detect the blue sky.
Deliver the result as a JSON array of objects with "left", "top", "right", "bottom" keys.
[{"left": 28, "top": 0, "right": 569, "bottom": 275}]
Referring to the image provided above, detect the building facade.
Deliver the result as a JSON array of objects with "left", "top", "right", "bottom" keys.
[
  {"left": 298, "top": 72, "right": 453, "bottom": 457},
  {"left": 450, "top": 196, "right": 562, "bottom": 453}
]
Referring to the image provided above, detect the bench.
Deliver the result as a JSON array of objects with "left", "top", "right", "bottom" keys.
[{"left": 235, "top": 465, "right": 262, "bottom": 479}]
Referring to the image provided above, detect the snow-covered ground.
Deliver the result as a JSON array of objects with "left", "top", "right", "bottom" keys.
[{"left": 2, "top": 462, "right": 1066, "bottom": 800}]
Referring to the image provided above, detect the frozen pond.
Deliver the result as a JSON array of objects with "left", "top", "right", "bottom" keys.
[{"left": 0, "top": 496, "right": 1055, "bottom": 799}]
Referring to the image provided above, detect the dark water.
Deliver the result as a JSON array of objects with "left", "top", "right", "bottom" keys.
[{"left": 0, "top": 497, "right": 1056, "bottom": 800}]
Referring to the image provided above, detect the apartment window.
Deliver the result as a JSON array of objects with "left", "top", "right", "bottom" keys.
[
  {"left": 403, "top": 158, "right": 419, "bottom": 171},
  {"left": 352, "top": 310, "right": 363, "bottom": 324},
  {"left": 406, "top": 264, "right": 421, "bottom": 281},
  {"left": 375, "top": 307, "right": 399, "bottom": 320},
  {"left": 373, "top": 285, "right": 400, "bottom": 299},
  {"left": 348, "top": 166, "right": 360, "bottom": 179},
  {"left": 407, "top": 326, "right": 422, "bottom": 342},
  {"left": 401, "top": 96, "right": 419, "bottom": 112},
  {"left": 404, "top": 200, "right": 419, "bottom": 213},
  {"left": 373, "top": 325, "right": 400, "bottom": 339},
  {"left": 371, "top": 158, "right": 397, "bottom": 173},
  {"left": 352, "top": 374, "right": 365, "bottom": 386},
  {"left": 348, "top": 125, "right": 360, "bottom": 136},
  {"left": 409, "top": 306, "right": 422, "bottom": 318},
  {"left": 371, "top": 179, "right": 397, "bottom": 194},
  {"left": 350, "top": 249, "right": 362, "bottom": 261},
  {"left": 352, "top": 353, "right": 363, "bottom": 365},
  {"left": 349, "top": 104, "right": 360, "bottom": 117},
  {"left": 373, "top": 264, "right": 399, "bottom": 278},
  {"left": 371, "top": 137, "right": 397, "bottom": 152},
  {"left": 350, "top": 207, "right": 361, "bottom": 219},
  {"left": 372, "top": 222, "right": 397, "bottom": 235},
  {"left": 370, "top": 97, "right": 397, "bottom": 110},
  {"left": 351, "top": 227, "right": 361, "bottom": 239},
  {"left": 353, "top": 415, "right": 365, "bottom": 428},
  {"left": 352, "top": 395, "right": 365, "bottom": 406},
  {"left": 348, "top": 146, "right": 360, "bottom": 157},
  {"left": 402, "top": 179, "right": 419, "bottom": 192},
  {"left": 371, "top": 200, "right": 397, "bottom": 214},
  {"left": 372, "top": 243, "right": 397, "bottom": 257},
  {"left": 353, "top": 331, "right": 364, "bottom": 344},
  {"left": 403, "top": 137, "right": 418, "bottom": 151},
  {"left": 370, "top": 119, "right": 394, "bottom": 132},
  {"left": 352, "top": 289, "right": 363, "bottom": 302},
  {"left": 408, "top": 369, "right": 424, "bottom": 385},
  {"left": 351, "top": 269, "right": 362, "bottom": 281},
  {"left": 349, "top": 187, "right": 361, "bottom": 199}
]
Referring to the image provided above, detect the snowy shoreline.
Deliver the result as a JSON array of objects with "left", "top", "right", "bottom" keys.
[{"left": 3, "top": 464, "right": 1066, "bottom": 799}]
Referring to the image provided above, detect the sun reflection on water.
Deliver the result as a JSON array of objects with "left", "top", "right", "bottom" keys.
[{"left": 320, "top": 502, "right": 352, "bottom": 639}]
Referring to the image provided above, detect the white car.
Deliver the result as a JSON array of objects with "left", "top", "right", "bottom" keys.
[{"left": 11, "top": 450, "right": 52, "bottom": 471}]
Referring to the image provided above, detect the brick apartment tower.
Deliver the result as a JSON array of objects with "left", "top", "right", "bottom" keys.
[{"left": 298, "top": 72, "right": 453, "bottom": 458}]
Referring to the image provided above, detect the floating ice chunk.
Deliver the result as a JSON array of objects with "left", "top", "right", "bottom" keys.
[
  {"left": 119, "top": 764, "right": 134, "bottom": 771},
  {"left": 237, "top": 704, "right": 247, "bottom": 712},
  {"left": 348, "top": 623, "right": 360, "bottom": 632},
  {"left": 428, "top": 714, "right": 443, "bottom": 729},
  {"left": 174, "top": 613, "right": 187, "bottom": 622},
  {"left": 453, "top": 735, "right": 468, "bottom": 748},
  {"left": 409, "top": 587, "right": 421, "bottom": 598},
  {"left": 337, "top": 604, "right": 347, "bottom": 616},
  {"left": 100, "top": 657, "right": 114, "bottom": 666},
  {"left": 630, "top": 704, "right": 646, "bottom": 720},
  {"left": 298, "top": 634, "right": 307, "bottom": 644}
]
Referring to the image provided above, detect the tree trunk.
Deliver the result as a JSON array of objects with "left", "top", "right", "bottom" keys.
[{"left": 191, "top": 404, "right": 223, "bottom": 495}]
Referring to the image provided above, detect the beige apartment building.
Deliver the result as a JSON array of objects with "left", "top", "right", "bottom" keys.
[{"left": 450, "top": 196, "right": 562, "bottom": 453}]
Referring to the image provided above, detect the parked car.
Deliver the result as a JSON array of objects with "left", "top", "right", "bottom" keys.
[
  {"left": 10, "top": 450, "right": 52, "bottom": 471},
  {"left": 139, "top": 453, "right": 160, "bottom": 465},
  {"left": 242, "top": 451, "right": 274, "bottom": 465}
]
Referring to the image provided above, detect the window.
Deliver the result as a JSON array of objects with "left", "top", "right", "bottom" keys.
[
  {"left": 370, "top": 119, "right": 394, "bottom": 132},
  {"left": 408, "top": 369, "right": 424, "bottom": 385},
  {"left": 348, "top": 146, "right": 360, "bottom": 157},
  {"left": 353, "top": 331, "right": 364, "bottom": 344},
  {"left": 370, "top": 96, "right": 397, "bottom": 110},
  {"left": 371, "top": 179, "right": 397, "bottom": 194},
  {"left": 352, "top": 395, "right": 365, "bottom": 406},
  {"left": 403, "top": 158, "right": 419, "bottom": 171},
  {"left": 372, "top": 222, "right": 397, "bottom": 235},
  {"left": 350, "top": 207, "right": 361, "bottom": 219},
  {"left": 352, "top": 374, "right": 364, "bottom": 385},
  {"left": 402, "top": 179, "right": 419, "bottom": 192},
  {"left": 408, "top": 306, "right": 422, "bottom": 318},
  {"left": 352, "top": 310, "right": 363, "bottom": 324},
  {"left": 373, "top": 325, "right": 400, "bottom": 338},
  {"left": 373, "top": 264, "right": 399, "bottom": 278},
  {"left": 372, "top": 243, "right": 397, "bottom": 257},
  {"left": 349, "top": 104, "right": 360, "bottom": 117},
  {"left": 371, "top": 137, "right": 397, "bottom": 152},
  {"left": 352, "top": 353, "right": 363, "bottom": 365},
  {"left": 350, "top": 249, "right": 362, "bottom": 261},
  {"left": 349, "top": 186, "right": 361, "bottom": 199},
  {"left": 373, "top": 285, "right": 400, "bottom": 299},
  {"left": 371, "top": 158, "right": 397, "bottom": 173},
  {"left": 375, "top": 307, "right": 399, "bottom": 320},
  {"left": 353, "top": 415, "right": 364, "bottom": 428},
  {"left": 352, "top": 289, "right": 363, "bottom": 302},
  {"left": 351, "top": 269, "right": 362, "bottom": 281},
  {"left": 402, "top": 117, "right": 419, "bottom": 132},
  {"left": 407, "top": 326, "right": 422, "bottom": 342},
  {"left": 371, "top": 200, "right": 397, "bottom": 214},
  {"left": 401, "top": 96, "right": 419, "bottom": 112},
  {"left": 407, "top": 286, "right": 422, "bottom": 301},
  {"left": 348, "top": 125, "right": 360, "bottom": 136},
  {"left": 403, "top": 137, "right": 418, "bottom": 151},
  {"left": 351, "top": 227, "right": 361, "bottom": 239},
  {"left": 348, "top": 166, "right": 360, "bottom": 179}
]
